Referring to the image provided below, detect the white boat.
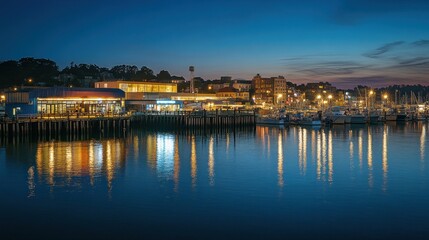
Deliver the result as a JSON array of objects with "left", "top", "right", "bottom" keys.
[{"left": 324, "top": 106, "right": 347, "bottom": 124}]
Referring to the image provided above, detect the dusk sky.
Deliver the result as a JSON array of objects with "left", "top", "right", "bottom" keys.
[{"left": 1, "top": 0, "right": 429, "bottom": 88}]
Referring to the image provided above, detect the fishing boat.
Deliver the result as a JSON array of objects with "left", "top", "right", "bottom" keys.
[{"left": 324, "top": 106, "right": 347, "bottom": 124}]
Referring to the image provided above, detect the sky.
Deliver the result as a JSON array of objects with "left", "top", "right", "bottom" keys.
[{"left": 1, "top": 0, "right": 429, "bottom": 88}]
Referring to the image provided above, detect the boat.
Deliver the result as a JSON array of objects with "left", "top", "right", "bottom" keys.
[
  {"left": 396, "top": 113, "right": 408, "bottom": 121},
  {"left": 350, "top": 114, "right": 366, "bottom": 124},
  {"left": 366, "top": 115, "right": 380, "bottom": 124},
  {"left": 256, "top": 116, "right": 285, "bottom": 125},
  {"left": 298, "top": 117, "right": 322, "bottom": 126},
  {"left": 324, "top": 106, "right": 347, "bottom": 124}
]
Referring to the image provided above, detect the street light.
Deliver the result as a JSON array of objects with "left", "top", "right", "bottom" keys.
[
  {"left": 277, "top": 93, "right": 283, "bottom": 105},
  {"left": 328, "top": 95, "right": 333, "bottom": 108}
]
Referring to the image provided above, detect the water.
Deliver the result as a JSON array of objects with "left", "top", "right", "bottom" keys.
[{"left": 1, "top": 123, "right": 428, "bottom": 239}]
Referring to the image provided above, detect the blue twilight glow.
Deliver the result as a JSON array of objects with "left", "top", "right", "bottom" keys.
[{"left": 1, "top": 0, "right": 429, "bottom": 88}]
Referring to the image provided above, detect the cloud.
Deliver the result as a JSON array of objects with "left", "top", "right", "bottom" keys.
[
  {"left": 363, "top": 41, "right": 404, "bottom": 58},
  {"left": 281, "top": 39, "right": 429, "bottom": 88},
  {"left": 398, "top": 57, "right": 429, "bottom": 66},
  {"left": 412, "top": 40, "right": 429, "bottom": 47}
]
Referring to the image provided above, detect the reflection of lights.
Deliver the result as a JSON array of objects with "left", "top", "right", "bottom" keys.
[
  {"left": 35, "top": 140, "right": 125, "bottom": 191},
  {"left": 317, "top": 131, "right": 321, "bottom": 180},
  {"left": 328, "top": 130, "right": 333, "bottom": 182},
  {"left": 368, "top": 129, "right": 373, "bottom": 188},
  {"left": 191, "top": 136, "right": 197, "bottom": 187},
  {"left": 49, "top": 142, "right": 55, "bottom": 185},
  {"left": 349, "top": 130, "right": 354, "bottom": 170},
  {"left": 174, "top": 136, "right": 180, "bottom": 190},
  {"left": 156, "top": 134, "right": 175, "bottom": 178},
  {"left": 421, "top": 124, "right": 426, "bottom": 163},
  {"left": 133, "top": 136, "right": 139, "bottom": 160},
  {"left": 209, "top": 136, "right": 215, "bottom": 186},
  {"left": 66, "top": 145, "right": 72, "bottom": 174},
  {"left": 382, "top": 125, "right": 388, "bottom": 191},
  {"left": 322, "top": 131, "right": 327, "bottom": 179},
  {"left": 278, "top": 132, "right": 284, "bottom": 187},
  {"left": 298, "top": 128, "right": 307, "bottom": 175},
  {"left": 358, "top": 130, "right": 363, "bottom": 169},
  {"left": 27, "top": 166, "right": 35, "bottom": 198}
]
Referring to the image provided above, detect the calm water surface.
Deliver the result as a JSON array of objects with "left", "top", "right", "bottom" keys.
[{"left": 1, "top": 123, "right": 429, "bottom": 239}]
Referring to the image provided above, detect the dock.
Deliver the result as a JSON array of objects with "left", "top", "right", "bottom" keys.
[{"left": 0, "top": 110, "right": 256, "bottom": 138}]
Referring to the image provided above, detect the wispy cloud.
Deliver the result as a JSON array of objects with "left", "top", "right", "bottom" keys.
[
  {"left": 363, "top": 41, "right": 404, "bottom": 58},
  {"left": 412, "top": 40, "right": 429, "bottom": 47},
  {"left": 282, "top": 39, "right": 429, "bottom": 88}
]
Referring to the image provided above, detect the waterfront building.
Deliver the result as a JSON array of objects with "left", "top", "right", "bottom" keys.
[
  {"left": 95, "top": 80, "right": 179, "bottom": 111},
  {"left": 232, "top": 80, "right": 252, "bottom": 92},
  {"left": 252, "top": 74, "right": 287, "bottom": 106},
  {"left": 216, "top": 87, "right": 250, "bottom": 101},
  {"left": 95, "top": 80, "right": 177, "bottom": 98},
  {"left": 207, "top": 82, "right": 231, "bottom": 92},
  {"left": 5, "top": 87, "right": 125, "bottom": 117}
]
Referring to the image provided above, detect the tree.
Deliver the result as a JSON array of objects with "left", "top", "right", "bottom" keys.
[
  {"left": 134, "top": 66, "right": 155, "bottom": 81},
  {"left": 110, "top": 65, "right": 138, "bottom": 80},
  {"left": 156, "top": 70, "right": 171, "bottom": 82}
]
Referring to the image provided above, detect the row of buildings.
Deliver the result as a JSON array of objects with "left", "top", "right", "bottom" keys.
[{"left": 1, "top": 74, "right": 341, "bottom": 118}]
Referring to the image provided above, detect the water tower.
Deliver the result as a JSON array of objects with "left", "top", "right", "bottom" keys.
[{"left": 189, "top": 66, "right": 195, "bottom": 93}]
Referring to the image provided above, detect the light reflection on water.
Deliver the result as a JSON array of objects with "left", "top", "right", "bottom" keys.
[{"left": 1, "top": 122, "right": 429, "bottom": 239}]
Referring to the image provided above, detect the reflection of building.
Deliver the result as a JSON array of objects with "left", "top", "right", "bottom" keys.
[
  {"left": 5, "top": 87, "right": 125, "bottom": 117},
  {"left": 35, "top": 139, "right": 126, "bottom": 189},
  {"left": 252, "top": 74, "right": 287, "bottom": 105}
]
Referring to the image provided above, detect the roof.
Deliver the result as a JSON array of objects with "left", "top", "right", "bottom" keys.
[{"left": 24, "top": 87, "right": 125, "bottom": 98}]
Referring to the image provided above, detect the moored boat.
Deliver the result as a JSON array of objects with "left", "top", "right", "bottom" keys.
[{"left": 256, "top": 117, "right": 285, "bottom": 125}]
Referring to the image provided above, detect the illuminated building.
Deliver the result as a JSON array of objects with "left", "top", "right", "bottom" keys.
[
  {"left": 95, "top": 80, "right": 177, "bottom": 98},
  {"left": 216, "top": 87, "right": 249, "bottom": 101},
  {"left": 95, "top": 80, "right": 179, "bottom": 111},
  {"left": 5, "top": 87, "right": 125, "bottom": 117},
  {"left": 252, "top": 74, "right": 287, "bottom": 105}
]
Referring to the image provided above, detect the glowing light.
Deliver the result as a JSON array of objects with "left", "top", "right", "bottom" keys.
[
  {"left": 382, "top": 125, "right": 388, "bottom": 191},
  {"left": 209, "top": 136, "right": 215, "bottom": 186},
  {"left": 191, "top": 136, "right": 197, "bottom": 187},
  {"left": 368, "top": 129, "right": 373, "bottom": 188},
  {"left": 328, "top": 95, "right": 332, "bottom": 99},
  {"left": 156, "top": 100, "right": 176, "bottom": 104},
  {"left": 383, "top": 94, "right": 388, "bottom": 99},
  {"left": 317, "top": 95, "right": 321, "bottom": 99},
  {"left": 278, "top": 132, "right": 284, "bottom": 187}
]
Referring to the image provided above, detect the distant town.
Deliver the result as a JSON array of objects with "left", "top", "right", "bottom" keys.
[{"left": 1, "top": 57, "right": 429, "bottom": 122}]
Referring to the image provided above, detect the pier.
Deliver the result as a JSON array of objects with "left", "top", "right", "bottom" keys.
[
  {"left": 0, "top": 110, "right": 256, "bottom": 138},
  {"left": 130, "top": 110, "right": 256, "bottom": 130}
]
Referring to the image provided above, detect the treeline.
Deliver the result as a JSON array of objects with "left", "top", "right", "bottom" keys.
[{"left": 0, "top": 57, "right": 184, "bottom": 89}]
